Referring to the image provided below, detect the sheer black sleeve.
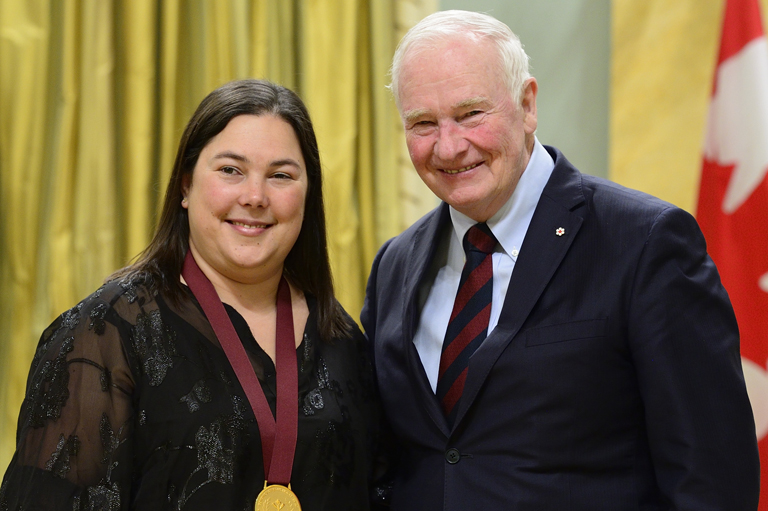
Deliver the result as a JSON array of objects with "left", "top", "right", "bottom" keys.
[{"left": 0, "top": 283, "right": 142, "bottom": 510}]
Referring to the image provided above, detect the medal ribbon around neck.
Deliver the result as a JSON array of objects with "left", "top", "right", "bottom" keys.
[{"left": 181, "top": 250, "right": 298, "bottom": 486}]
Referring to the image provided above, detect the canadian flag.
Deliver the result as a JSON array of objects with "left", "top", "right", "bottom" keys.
[{"left": 697, "top": 0, "right": 768, "bottom": 505}]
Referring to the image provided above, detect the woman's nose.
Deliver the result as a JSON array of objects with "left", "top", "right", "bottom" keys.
[{"left": 239, "top": 178, "right": 268, "bottom": 207}]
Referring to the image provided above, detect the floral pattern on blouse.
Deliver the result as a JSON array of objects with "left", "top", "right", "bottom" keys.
[{"left": 0, "top": 277, "right": 382, "bottom": 510}]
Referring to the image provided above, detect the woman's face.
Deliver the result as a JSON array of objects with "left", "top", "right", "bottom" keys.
[{"left": 182, "top": 114, "right": 308, "bottom": 285}]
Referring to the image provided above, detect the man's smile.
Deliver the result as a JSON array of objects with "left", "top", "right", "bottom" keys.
[{"left": 441, "top": 162, "right": 483, "bottom": 174}]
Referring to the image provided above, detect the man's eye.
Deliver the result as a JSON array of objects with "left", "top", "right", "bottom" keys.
[{"left": 411, "top": 120, "right": 436, "bottom": 130}]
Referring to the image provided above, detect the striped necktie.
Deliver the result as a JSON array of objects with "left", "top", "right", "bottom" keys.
[{"left": 436, "top": 222, "right": 497, "bottom": 424}]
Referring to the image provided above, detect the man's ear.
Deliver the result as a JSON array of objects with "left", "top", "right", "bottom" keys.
[{"left": 521, "top": 78, "right": 538, "bottom": 134}]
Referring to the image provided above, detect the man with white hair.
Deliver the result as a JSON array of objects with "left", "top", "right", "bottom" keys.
[{"left": 362, "top": 10, "right": 759, "bottom": 510}]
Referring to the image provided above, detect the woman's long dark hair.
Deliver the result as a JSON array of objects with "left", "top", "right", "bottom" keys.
[{"left": 111, "top": 79, "right": 350, "bottom": 340}]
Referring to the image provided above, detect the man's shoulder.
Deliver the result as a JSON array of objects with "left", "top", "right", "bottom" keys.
[
  {"left": 584, "top": 174, "right": 674, "bottom": 211},
  {"left": 385, "top": 203, "right": 448, "bottom": 253},
  {"left": 545, "top": 145, "right": 679, "bottom": 217}
]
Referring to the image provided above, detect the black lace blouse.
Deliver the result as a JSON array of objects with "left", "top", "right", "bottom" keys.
[{"left": 0, "top": 277, "right": 382, "bottom": 510}]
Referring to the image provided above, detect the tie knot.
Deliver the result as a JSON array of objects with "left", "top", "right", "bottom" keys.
[{"left": 464, "top": 223, "right": 497, "bottom": 255}]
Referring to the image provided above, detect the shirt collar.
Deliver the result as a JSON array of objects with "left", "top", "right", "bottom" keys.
[{"left": 449, "top": 138, "right": 555, "bottom": 257}]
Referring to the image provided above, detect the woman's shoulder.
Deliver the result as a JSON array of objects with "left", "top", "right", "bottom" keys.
[
  {"left": 99, "top": 272, "right": 158, "bottom": 305},
  {"left": 306, "top": 296, "right": 364, "bottom": 343},
  {"left": 313, "top": 300, "right": 370, "bottom": 367},
  {"left": 74, "top": 273, "right": 166, "bottom": 323},
  {"left": 35, "top": 275, "right": 162, "bottom": 359}
]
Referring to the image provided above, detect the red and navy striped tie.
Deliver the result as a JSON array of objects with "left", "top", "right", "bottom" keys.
[{"left": 437, "top": 222, "right": 497, "bottom": 424}]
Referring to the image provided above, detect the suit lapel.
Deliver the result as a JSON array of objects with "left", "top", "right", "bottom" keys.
[
  {"left": 454, "top": 149, "right": 587, "bottom": 428},
  {"left": 401, "top": 204, "right": 453, "bottom": 435}
]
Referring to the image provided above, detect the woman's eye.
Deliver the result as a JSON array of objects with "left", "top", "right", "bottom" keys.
[
  {"left": 220, "top": 166, "right": 239, "bottom": 175},
  {"left": 272, "top": 172, "right": 292, "bottom": 180}
]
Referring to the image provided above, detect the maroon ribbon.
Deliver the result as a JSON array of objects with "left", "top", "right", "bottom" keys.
[{"left": 181, "top": 251, "right": 298, "bottom": 485}]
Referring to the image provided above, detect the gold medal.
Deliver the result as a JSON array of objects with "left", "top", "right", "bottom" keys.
[{"left": 254, "top": 482, "right": 301, "bottom": 511}]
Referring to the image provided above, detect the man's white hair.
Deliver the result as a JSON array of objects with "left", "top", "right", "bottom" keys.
[{"left": 389, "top": 10, "right": 531, "bottom": 110}]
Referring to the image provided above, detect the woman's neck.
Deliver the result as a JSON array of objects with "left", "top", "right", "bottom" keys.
[{"left": 187, "top": 245, "right": 283, "bottom": 313}]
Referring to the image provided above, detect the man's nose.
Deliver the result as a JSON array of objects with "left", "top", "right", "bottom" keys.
[{"left": 434, "top": 122, "right": 469, "bottom": 161}]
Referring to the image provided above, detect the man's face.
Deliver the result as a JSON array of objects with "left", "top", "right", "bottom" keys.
[{"left": 398, "top": 36, "right": 538, "bottom": 222}]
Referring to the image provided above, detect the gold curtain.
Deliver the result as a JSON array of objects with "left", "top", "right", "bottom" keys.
[
  {"left": 610, "top": 0, "right": 768, "bottom": 212},
  {"left": 0, "top": 0, "right": 437, "bottom": 473}
]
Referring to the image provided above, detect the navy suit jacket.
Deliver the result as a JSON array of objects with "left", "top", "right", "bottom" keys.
[{"left": 361, "top": 147, "right": 759, "bottom": 510}]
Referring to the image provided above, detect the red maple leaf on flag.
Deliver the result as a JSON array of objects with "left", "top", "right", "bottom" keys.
[{"left": 697, "top": 0, "right": 768, "bottom": 506}]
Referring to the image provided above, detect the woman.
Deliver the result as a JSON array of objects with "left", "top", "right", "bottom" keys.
[{"left": 0, "top": 80, "right": 382, "bottom": 510}]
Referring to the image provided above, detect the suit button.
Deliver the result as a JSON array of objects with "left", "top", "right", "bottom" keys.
[{"left": 445, "top": 448, "right": 461, "bottom": 464}]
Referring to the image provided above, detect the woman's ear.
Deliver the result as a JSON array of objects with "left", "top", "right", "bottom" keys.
[{"left": 181, "top": 173, "right": 191, "bottom": 208}]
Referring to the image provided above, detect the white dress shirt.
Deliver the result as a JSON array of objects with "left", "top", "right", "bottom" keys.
[{"left": 413, "top": 139, "right": 555, "bottom": 392}]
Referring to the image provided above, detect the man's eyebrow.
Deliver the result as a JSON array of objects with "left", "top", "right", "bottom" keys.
[
  {"left": 455, "top": 96, "right": 491, "bottom": 109},
  {"left": 402, "top": 97, "right": 492, "bottom": 124},
  {"left": 402, "top": 108, "right": 430, "bottom": 124}
]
